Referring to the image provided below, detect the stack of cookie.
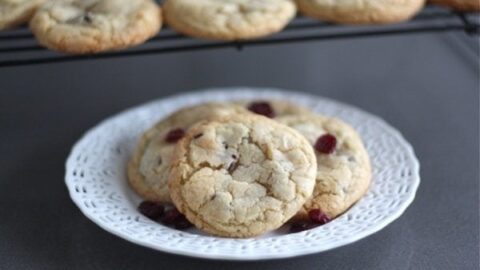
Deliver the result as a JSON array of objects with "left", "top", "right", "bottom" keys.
[{"left": 128, "top": 100, "right": 372, "bottom": 238}]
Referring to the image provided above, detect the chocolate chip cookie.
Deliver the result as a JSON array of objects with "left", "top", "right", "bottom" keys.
[
  {"left": 295, "top": 0, "right": 425, "bottom": 24},
  {"left": 430, "top": 0, "right": 479, "bottom": 11},
  {"left": 30, "top": 0, "right": 162, "bottom": 54},
  {"left": 163, "top": 0, "right": 296, "bottom": 40},
  {"left": 0, "top": 0, "right": 44, "bottom": 30},
  {"left": 278, "top": 114, "right": 372, "bottom": 220},
  {"left": 169, "top": 114, "right": 317, "bottom": 237},
  {"left": 128, "top": 103, "right": 249, "bottom": 203}
]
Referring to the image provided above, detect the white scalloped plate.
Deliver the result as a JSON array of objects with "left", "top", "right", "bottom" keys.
[{"left": 65, "top": 88, "right": 420, "bottom": 260}]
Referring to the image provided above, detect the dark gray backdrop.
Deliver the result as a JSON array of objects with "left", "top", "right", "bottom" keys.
[{"left": 0, "top": 32, "right": 478, "bottom": 270}]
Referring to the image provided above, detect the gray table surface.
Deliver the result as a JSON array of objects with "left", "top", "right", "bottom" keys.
[{"left": 0, "top": 32, "right": 478, "bottom": 270}]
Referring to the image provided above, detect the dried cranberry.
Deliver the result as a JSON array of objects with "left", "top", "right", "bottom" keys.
[
  {"left": 308, "top": 209, "right": 331, "bottom": 225},
  {"left": 165, "top": 128, "right": 185, "bottom": 143},
  {"left": 314, "top": 134, "right": 337, "bottom": 154},
  {"left": 247, "top": 102, "right": 275, "bottom": 118},
  {"left": 289, "top": 221, "right": 319, "bottom": 233},
  {"left": 161, "top": 208, "right": 182, "bottom": 225},
  {"left": 138, "top": 201, "right": 164, "bottom": 220},
  {"left": 173, "top": 215, "right": 193, "bottom": 230}
]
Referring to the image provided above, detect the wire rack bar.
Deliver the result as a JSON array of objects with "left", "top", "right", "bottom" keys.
[{"left": 0, "top": 7, "right": 478, "bottom": 68}]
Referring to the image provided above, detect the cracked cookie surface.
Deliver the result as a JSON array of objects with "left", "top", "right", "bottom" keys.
[
  {"left": 30, "top": 0, "right": 162, "bottom": 54},
  {"left": 163, "top": 0, "right": 296, "bottom": 40},
  {"left": 278, "top": 114, "right": 371, "bottom": 220},
  {"left": 295, "top": 0, "right": 425, "bottom": 24},
  {"left": 169, "top": 114, "right": 317, "bottom": 237},
  {"left": 0, "top": 0, "right": 44, "bottom": 30},
  {"left": 128, "top": 103, "right": 249, "bottom": 203}
]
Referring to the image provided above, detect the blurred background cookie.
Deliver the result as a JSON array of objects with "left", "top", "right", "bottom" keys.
[
  {"left": 295, "top": 0, "right": 425, "bottom": 24},
  {"left": 0, "top": 0, "right": 44, "bottom": 30},
  {"left": 163, "top": 0, "right": 296, "bottom": 40},
  {"left": 430, "top": 0, "right": 480, "bottom": 11},
  {"left": 30, "top": 0, "right": 162, "bottom": 54}
]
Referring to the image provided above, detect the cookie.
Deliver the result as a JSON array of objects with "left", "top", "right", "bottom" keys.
[
  {"left": 168, "top": 114, "right": 317, "bottom": 238},
  {"left": 163, "top": 0, "right": 296, "bottom": 40},
  {"left": 234, "top": 100, "right": 311, "bottom": 119},
  {"left": 295, "top": 0, "right": 425, "bottom": 24},
  {"left": 278, "top": 114, "right": 371, "bottom": 220},
  {"left": 128, "top": 103, "right": 249, "bottom": 203},
  {"left": 0, "top": 0, "right": 44, "bottom": 30},
  {"left": 30, "top": 0, "right": 162, "bottom": 54},
  {"left": 430, "top": 0, "right": 480, "bottom": 11}
]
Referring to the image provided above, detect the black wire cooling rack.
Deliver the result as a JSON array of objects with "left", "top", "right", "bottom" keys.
[{"left": 0, "top": 5, "right": 478, "bottom": 68}]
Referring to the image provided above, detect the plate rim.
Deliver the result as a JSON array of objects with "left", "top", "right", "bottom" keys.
[{"left": 65, "top": 87, "right": 420, "bottom": 260}]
